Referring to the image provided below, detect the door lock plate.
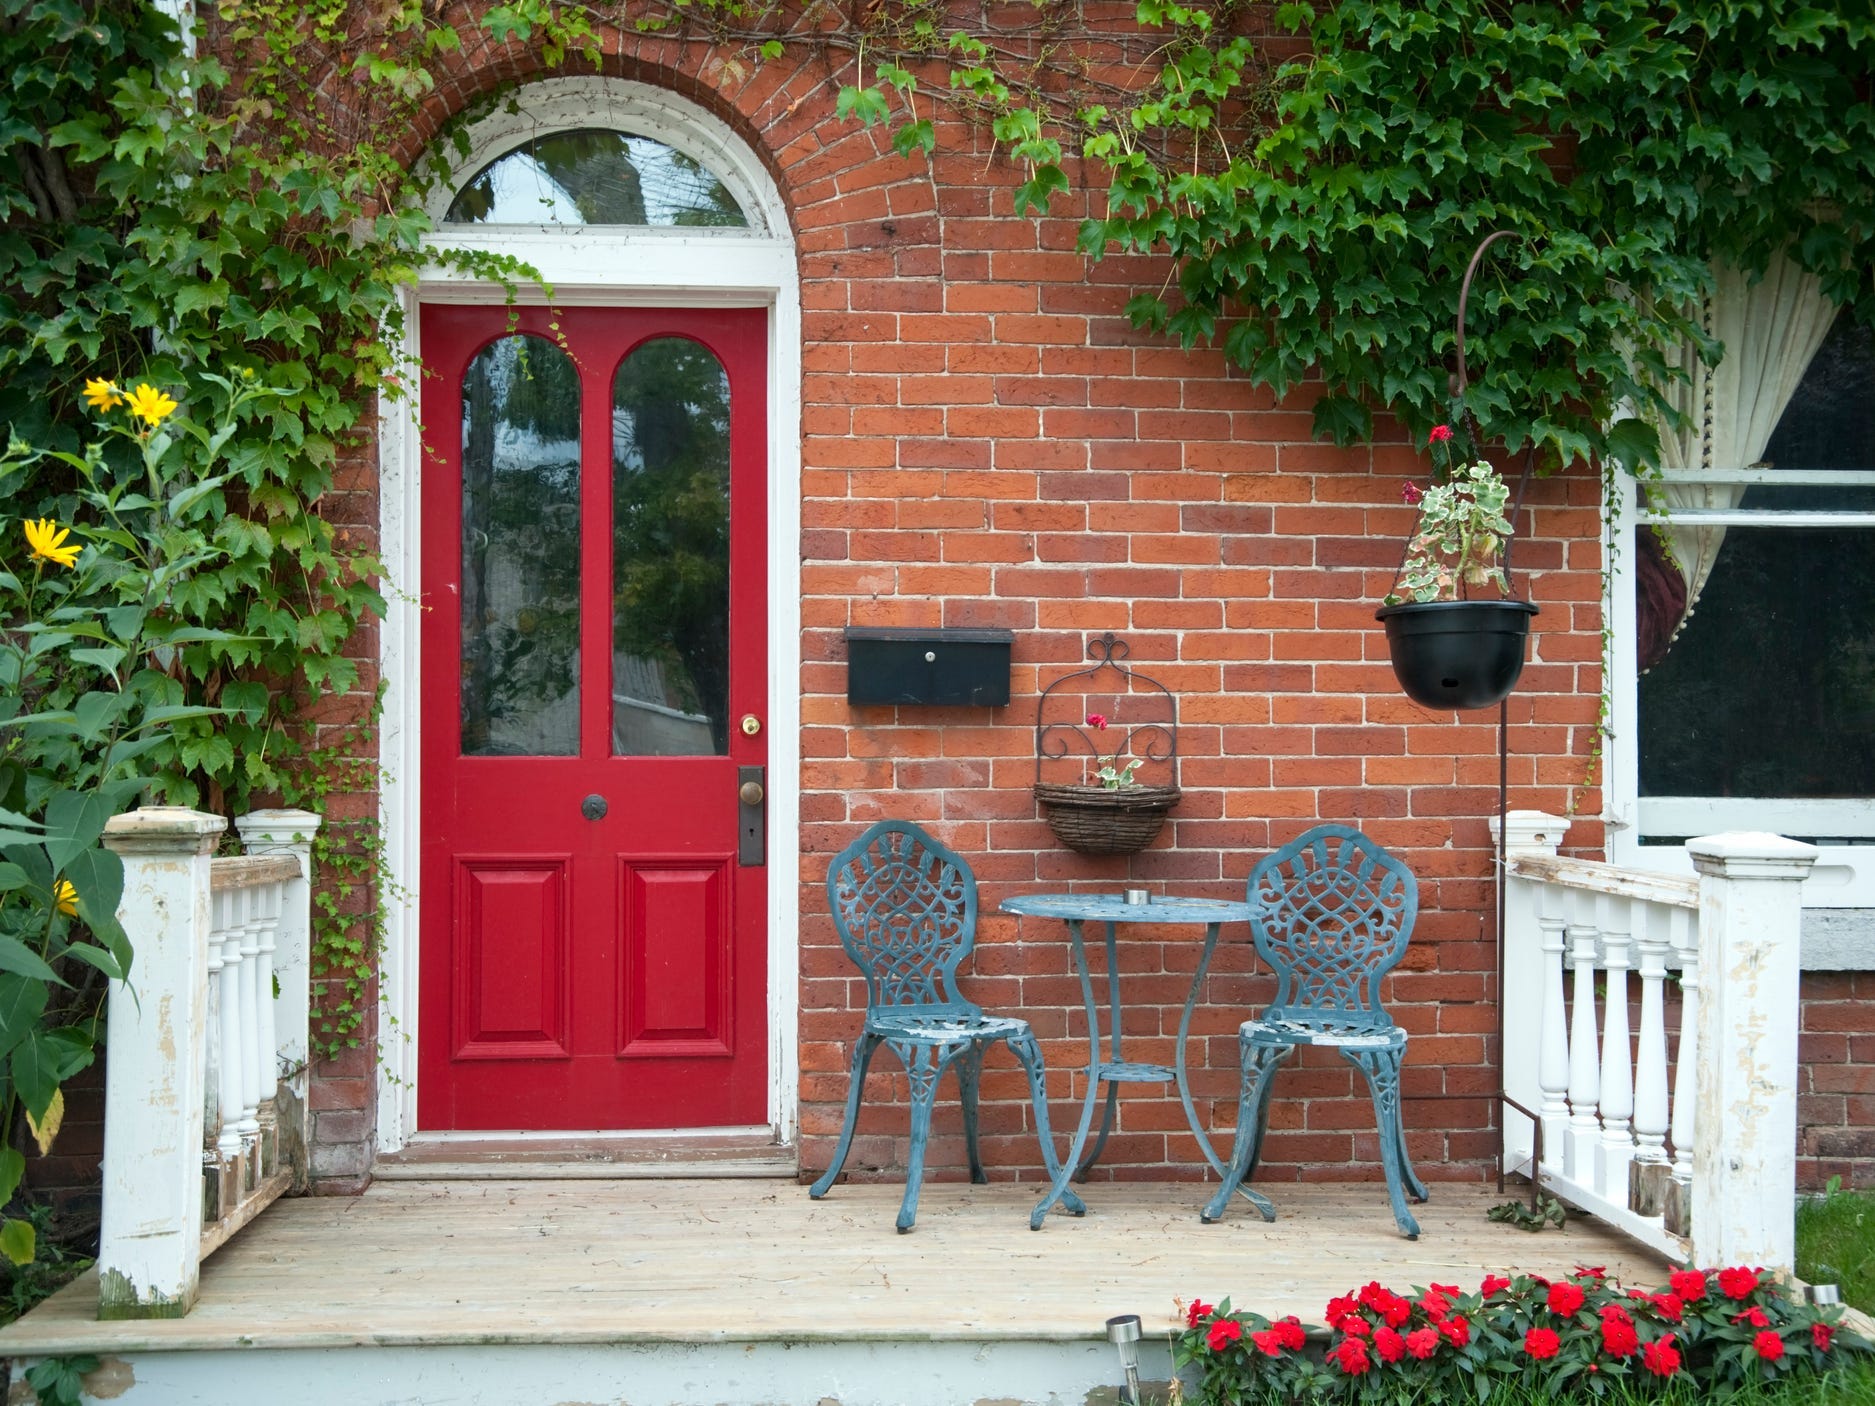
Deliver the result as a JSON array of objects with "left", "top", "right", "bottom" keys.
[{"left": 737, "top": 765, "right": 765, "bottom": 867}]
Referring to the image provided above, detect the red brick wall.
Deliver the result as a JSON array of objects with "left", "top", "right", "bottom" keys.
[
  {"left": 1799, "top": 973, "right": 1875, "bottom": 1191},
  {"left": 274, "top": 12, "right": 1865, "bottom": 1199}
]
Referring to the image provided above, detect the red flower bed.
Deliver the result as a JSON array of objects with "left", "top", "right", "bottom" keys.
[{"left": 1175, "top": 1266, "right": 1859, "bottom": 1404}]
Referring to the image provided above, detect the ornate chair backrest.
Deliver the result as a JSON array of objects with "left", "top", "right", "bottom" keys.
[
  {"left": 827, "top": 821, "right": 980, "bottom": 1017},
  {"left": 1246, "top": 824, "right": 1418, "bottom": 1032}
]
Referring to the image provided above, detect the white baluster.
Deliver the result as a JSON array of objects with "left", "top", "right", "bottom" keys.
[
  {"left": 1669, "top": 905, "right": 1699, "bottom": 1182},
  {"left": 203, "top": 888, "right": 230, "bottom": 1155},
  {"left": 1597, "top": 896, "right": 1636, "bottom": 1198},
  {"left": 216, "top": 891, "right": 247, "bottom": 1163},
  {"left": 1536, "top": 882, "right": 1571, "bottom": 1172},
  {"left": 233, "top": 886, "right": 264, "bottom": 1195},
  {"left": 1632, "top": 903, "right": 1672, "bottom": 1168},
  {"left": 1565, "top": 889, "right": 1602, "bottom": 1182},
  {"left": 253, "top": 883, "right": 282, "bottom": 1110}
]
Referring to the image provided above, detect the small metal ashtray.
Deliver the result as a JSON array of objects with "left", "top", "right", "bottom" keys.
[{"left": 1123, "top": 888, "right": 1151, "bottom": 906}]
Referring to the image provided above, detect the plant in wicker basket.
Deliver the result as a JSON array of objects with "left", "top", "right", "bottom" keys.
[{"left": 1032, "top": 634, "right": 1180, "bottom": 856}]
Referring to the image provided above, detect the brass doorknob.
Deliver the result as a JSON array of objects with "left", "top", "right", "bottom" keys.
[
  {"left": 740, "top": 714, "right": 762, "bottom": 736},
  {"left": 738, "top": 780, "right": 765, "bottom": 807}
]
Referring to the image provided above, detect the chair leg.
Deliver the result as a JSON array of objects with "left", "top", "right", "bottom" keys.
[
  {"left": 1005, "top": 1028, "right": 1087, "bottom": 1223},
  {"left": 1343, "top": 1045, "right": 1422, "bottom": 1239},
  {"left": 895, "top": 1040, "right": 948, "bottom": 1233},
  {"left": 811, "top": 1032, "right": 882, "bottom": 1199},
  {"left": 956, "top": 1042, "right": 989, "bottom": 1185},
  {"left": 1202, "top": 1041, "right": 1284, "bottom": 1224}
]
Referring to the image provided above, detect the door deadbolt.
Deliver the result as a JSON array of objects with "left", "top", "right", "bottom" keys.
[
  {"left": 738, "top": 780, "right": 765, "bottom": 807},
  {"left": 740, "top": 714, "right": 762, "bottom": 736},
  {"left": 580, "top": 794, "right": 608, "bottom": 821}
]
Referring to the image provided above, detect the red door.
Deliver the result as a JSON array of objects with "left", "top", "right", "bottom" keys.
[{"left": 418, "top": 303, "right": 769, "bottom": 1130}]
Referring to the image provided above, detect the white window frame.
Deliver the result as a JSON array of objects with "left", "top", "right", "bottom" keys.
[
  {"left": 1604, "top": 466, "right": 1875, "bottom": 907},
  {"left": 374, "top": 76, "right": 801, "bottom": 1154}
]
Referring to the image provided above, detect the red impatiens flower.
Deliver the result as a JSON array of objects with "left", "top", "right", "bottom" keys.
[
  {"left": 1401, "top": 480, "right": 1424, "bottom": 505},
  {"left": 1250, "top": 1329, "right": 1284, "bottom": 1357},
  {"left": 1338, "top": 1315, "right": 1371, "bottom": 1338},
  {"left": 1754, "top": 1329, "right": 1786, "bottom": 1362},
  {"left": 1575, "top": 1265, "right": 1608, "bottom": 1281},
  {"left": 1651, "top": 1293, "right": 1685, "bottom": 1322},
  {"left": 1601, "top": 1318, "right": 1640, "bottom": 1357},
  {"left": 1733, "top": 1306, "right": 1771, "bottom": 1328},
  {"left": 1600, "top": 1303, "right": 1633, "bottom": 1326},
  {"left": 1547, "top": 1281, "right": 1586, "bottom": 1316},
  {"left": 1207, "top": 1318, "right": 1243, "bottom": 1352},
  {"left": 1420, "top": 1285, "right": 1453, "bottom": 1320},
  {"left": 1428, "top": 424, "right": 1454, "bottom": 445},
  {"left": 1643, "top": 1335, "right": 1682, "bottom": 1378},
  {"left": 1374, "top": 1327, "right": 1405, "bottom": 1364},
  {"left": 1719, "top": 1267, "right": 1762, "bottom": 1300},
  {"left": 1439, "top": 1315, "right": 1471, "bottom": 1347},
  {"left": 1332, "top": 1338, "right": 1372, "bottom": 1375},
  {"left": 1185, "top": 1300, "right": 1214, "bottom": 1328},
  {"left": 1405, "top": 1327, "right": 1440, "bottom": 1360},
  {"left": 1324, "top": 1295, "right": 1358, "bottom": 1324},
  {"left": 1359, "top": 1281, "right": 1413, "bottom": 1328},
  {"left": 1670, "top": 1269, "right": 1708, "bottom": 1302},
  {"left": 1815, "top": 1323, "right": 1834, "bottom": 1352},
  {"left": 1524, "top": 1327, "right": 1562, "bottom": 1360},
  {"left": 1086, "top": 712, "right": 1108, "bottom": 731},
  {"left": 1480, "top": 1274, "right": 1512, "bottom": 1297},
  {"left": 1274, "top": 1317, "right": 1306, "bottom": 1351}
]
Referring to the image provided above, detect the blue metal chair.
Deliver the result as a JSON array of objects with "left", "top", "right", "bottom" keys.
[
  {"left": 1202, "top": 824, "right": 1430, "bottom": 1238},
  {"left": 811, "top": 820, "right": 1083, "bottom": 1232}
]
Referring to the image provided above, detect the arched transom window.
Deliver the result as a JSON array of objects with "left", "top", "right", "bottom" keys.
[{"left": 445, "top": 128, "right": 749, "bottom": 228}]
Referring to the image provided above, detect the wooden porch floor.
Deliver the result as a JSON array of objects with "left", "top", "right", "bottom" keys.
[{"left": 0, "top": 1179, "right": 1672, "bottom": 1357}]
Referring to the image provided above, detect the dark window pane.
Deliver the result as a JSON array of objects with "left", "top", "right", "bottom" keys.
[
  {"left": 460, "top": 336, "right": 582, "bottom": 757},
  {"left": 446, "top": 129, "right": 748, "bottom": 228},
  {"left": 1639, "top": 312, "right": 1875, "bottom": 799},
  {"left": 611, "top": 338, "right": 732, "bottom": 756}
]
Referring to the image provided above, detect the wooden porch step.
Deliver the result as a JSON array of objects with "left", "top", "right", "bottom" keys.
[{"left": 370, "top": 1131, "right": 797, "bottom": 1180}]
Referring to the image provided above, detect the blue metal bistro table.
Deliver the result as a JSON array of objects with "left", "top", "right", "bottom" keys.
[{"left": 999, "top": 892, "right": 1276, "bottom": 1230}]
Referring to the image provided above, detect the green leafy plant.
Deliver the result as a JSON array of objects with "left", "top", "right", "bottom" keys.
[
  {"left": 0, "top": 376, "right": 264, "bottom": 1263},
  {"left": 0, "top": 1203, "right": 93, "bottom": 1328},
  {"left": 1389, "top": 455, "right": 1517, "bottom": 606},
  {"left": 23, "top": 1352, "right": 99, "bottom": 1406},
  {"left": 1486, "top": 1193, "right": 1570, "bottom": 1233},
  {"left": 1085, "top": 714, "right": 1142, "bottom": 789}
]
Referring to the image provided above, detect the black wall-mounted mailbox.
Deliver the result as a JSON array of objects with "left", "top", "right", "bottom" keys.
[{"left": 845, "top": 627, "right": 1014, "bottom": 707}]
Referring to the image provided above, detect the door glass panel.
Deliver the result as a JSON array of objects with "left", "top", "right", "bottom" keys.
[
  {"left": 612, "top": 338, "right": 732, "bottom": 756},
  {"left": 445, "top": 129, "right": 749, "bottom": 228},
  {"left": 460, "top": 335, "right": 582, "bottom": 757}
]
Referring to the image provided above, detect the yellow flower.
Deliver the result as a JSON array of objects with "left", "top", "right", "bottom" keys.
[
  {"left": 82, "top": 378, "right": 122, "bottom": 411},
  {"left": 53, "top": 880, "right": 78, "bottom": 917},
  {"left": 124, "top": 383, "right": 179, "bottom": 426},
  {"left": 23, "top": 518, "right": 80, "bottom": 569}
]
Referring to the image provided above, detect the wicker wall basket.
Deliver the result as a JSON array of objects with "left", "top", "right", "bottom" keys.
[{"left": 1032, "top": 782, "right": 1182, "bottom": 856}]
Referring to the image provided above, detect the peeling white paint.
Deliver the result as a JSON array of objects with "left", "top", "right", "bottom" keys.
[{"left": 11, "top": 1341, "right": 1170, "bottom": 1406}]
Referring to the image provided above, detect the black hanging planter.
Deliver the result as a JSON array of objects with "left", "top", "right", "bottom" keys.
[{"left": 1376, "top": 599, "right": 1539, "bottom": 711}]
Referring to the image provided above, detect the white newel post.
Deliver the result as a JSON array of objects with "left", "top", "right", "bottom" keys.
[
  {"left": 98, "top": 807, "right": 226, "bottom": 1319},
  {"left": 233, "top": 809, "right": 322, "bottom": 1193},
  {"left": 1687, "top": 832, "right": 1817, "bottom": 1272},
  {"left": 1491, "top": 810, "right": 1566, "bottom": 1176}
]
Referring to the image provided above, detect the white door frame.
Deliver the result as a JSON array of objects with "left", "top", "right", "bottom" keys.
[{"left": 374, "top": 77, "right": 801, "bottom": 1153}]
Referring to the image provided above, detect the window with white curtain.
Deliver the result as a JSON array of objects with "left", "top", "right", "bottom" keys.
[{"left": 1607, "top": 267, "right": 1875, "bottom": 914}]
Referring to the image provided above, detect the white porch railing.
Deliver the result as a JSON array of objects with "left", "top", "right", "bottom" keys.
[
  {"left": 96, "top": 807, "right": 321, "bottom": 1319},
  {"left": 1498, "top": 810, "right": 1817, "bottom": 1271}
]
